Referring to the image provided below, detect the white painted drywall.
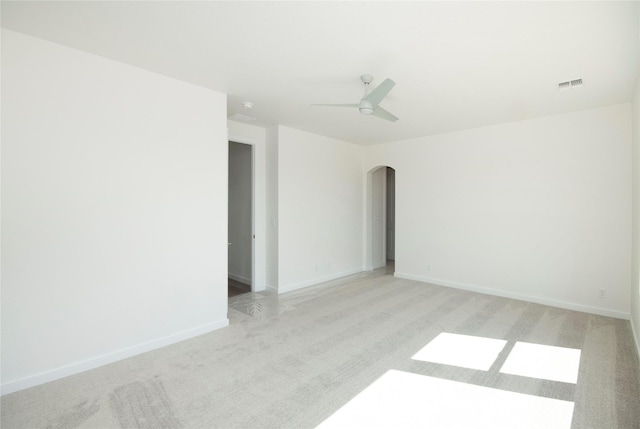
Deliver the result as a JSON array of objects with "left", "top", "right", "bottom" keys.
[
  {"left": 265, "top": 126, "right": 279, "bottom": 290},
  {"left": 366, "top": 104, "right": 632, "bottom": 318},
  {"left": 228, "top": 142, "right": 253, "bottom": 285},
  {"left": 371, "top": 167, "right": 386, "bottom": 269},
  {"left": 277, "top": 126, "right": 364, "bottom": 293},
  {"left": 631, "top": 30, "right": 640, "bottom": 357},
  {"left": 1, "top": 30, "right": 229, "bottom": 394},
  {"left": 228, "top": 120, "right": 267, "bottom": 292}
]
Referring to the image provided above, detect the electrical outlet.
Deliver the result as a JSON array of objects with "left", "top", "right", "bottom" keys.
[{"left": 599, "top": 289, "right": 606, "bottom": 299}]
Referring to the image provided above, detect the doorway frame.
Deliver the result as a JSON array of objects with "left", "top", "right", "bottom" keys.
[
  {"left": 228, "top": 133, "right": 266, "bottom": 292},
  {"left": 365, "top": 165, "right": 396, "bottom": 271}
]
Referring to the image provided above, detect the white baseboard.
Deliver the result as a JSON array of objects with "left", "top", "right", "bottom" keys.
[
  {"left": 1, "top": 318, "right": 229, "bottom": 396},
  {"left": 228, "top": 272, "right": 251, "bottom": 285},
  {"left": 253, "top": 283, "right": 267, "bottom": 292},
  {"left": 266, "top": 284, "right": 278, "bottom": 293},
  {"left": 394, "top": 272, "right": 630, "bottom": 320},
  {"left": 277, "top": 268, "right": 363, "bottom": 294},
  {"left": 631, "top": 315, "right": 640, "bottom": 363}
]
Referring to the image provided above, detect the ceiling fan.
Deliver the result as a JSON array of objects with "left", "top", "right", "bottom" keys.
[{"left": 313, "top": 74, "right": 399, "bottom": 122}]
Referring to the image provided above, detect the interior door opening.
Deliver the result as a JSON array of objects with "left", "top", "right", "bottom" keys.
[
  {"left": 385, "top": 167, "right": 395, "bottom": 273},
  {"left": 228, "top": 141, "right": 254, "bottom": 297},
  {"left": 368, "top": 165, "right": 395, "bottom": 274}
]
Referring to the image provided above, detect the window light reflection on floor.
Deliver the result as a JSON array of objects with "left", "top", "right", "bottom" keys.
[
  {"left": 411, "top": 332, "right": 507, "bottom": 371},
  {"left": 316, "top": 370, "right": 574, "bottom": 429},
  {"left": 317, "top": 333, "right": 582, "bottom": 428},
  {"left": 500, "top": 341, "right": 581, "bottom": 384}
]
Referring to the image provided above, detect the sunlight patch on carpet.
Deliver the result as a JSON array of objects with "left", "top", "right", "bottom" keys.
[
  {"left": 316, "top": 370, "right": 574, "bottom": 429},
  {"left": 500, "top": 341, "right": 581, "bottom": 383},
  {"left": 411, "top": 332, "right": 507, "bottom": 370}
]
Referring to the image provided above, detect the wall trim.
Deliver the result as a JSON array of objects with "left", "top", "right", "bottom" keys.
[
  {"left": 228, "top": 132, "right": 258, "bottom": 145},
  {"left": 631, "top": 315, "right": 640, "bottom": 363},
  {"left": 228, "top": 272, "right": 252, "bottom": 286},
  {"left": 0, "top": 318, "right": 229, "bottom": 396},
  {"left": 266, "top": 284, "right": 278, "bottom": 293},
  {"left": 394, "top": 272, "right": 630, "bottom": 320},
  {"left": 278, "top": 268, "right": 363, "bottom": 294}
]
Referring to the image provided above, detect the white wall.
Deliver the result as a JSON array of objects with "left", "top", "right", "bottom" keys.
[
  {"left": 277, "top": 126, "right": 364, "bottom": 293},
  {"left": 1, "top": 30, "right": 229, "bottom": 394},
  {"left": 265, "top": 126, "right": 279, "bottom": 290},
  {"left": 631, "top": 16, "right": 640, "bottom": 357},
  {"left": 366, "top": 104, "right": 632, "bottom": 318},
  {"left": 370, "top": 166, "right": 386, "bottom": 269},
  {"left": 228, "top": 142, "right": 253, "bottom": 285}
]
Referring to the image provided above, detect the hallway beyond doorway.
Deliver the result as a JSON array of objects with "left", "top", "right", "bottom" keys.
[{"left": 228, "top": 278, "right": 251, "bottom": 297}]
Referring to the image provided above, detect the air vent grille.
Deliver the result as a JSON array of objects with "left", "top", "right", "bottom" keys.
[{"left": 558, "top": 78, "right": 584, "bottom": 90}]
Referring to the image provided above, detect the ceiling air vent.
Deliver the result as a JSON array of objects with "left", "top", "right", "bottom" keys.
[{"left": 558, "top": 79, "right": 584, "bottom": 90}]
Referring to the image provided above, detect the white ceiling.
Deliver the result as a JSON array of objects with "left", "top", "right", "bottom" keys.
[{"left": 2, "top": 1, "right": 638, "bottom": 145}]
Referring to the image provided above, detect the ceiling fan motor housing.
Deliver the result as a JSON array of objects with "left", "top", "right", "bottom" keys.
[{"left": 359, "top": 99, "right": 374, "bottom": 115}]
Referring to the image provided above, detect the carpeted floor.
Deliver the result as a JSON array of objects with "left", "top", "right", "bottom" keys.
[{"left": 2, "top": 267, "right": 639, "bottom": 428}]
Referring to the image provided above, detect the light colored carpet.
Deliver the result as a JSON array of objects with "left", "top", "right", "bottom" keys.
[{"left": 2, "top": 267, "right": 639, "bottom": 428}]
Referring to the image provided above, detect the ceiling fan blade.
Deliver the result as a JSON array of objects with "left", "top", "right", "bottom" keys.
[
  {"left": 371, "top": 106, "right": 399, "bottom": 122},
  {"left": 363, "top": 78, "right": 396, "bottom": 106},
  {"left": 312, "top": 103, "right": 360, "bottom": 108}
]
